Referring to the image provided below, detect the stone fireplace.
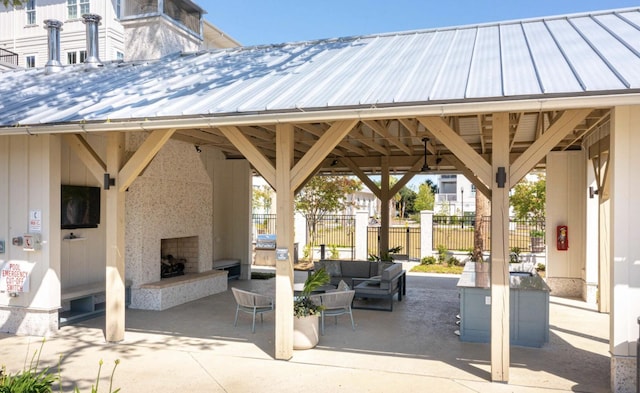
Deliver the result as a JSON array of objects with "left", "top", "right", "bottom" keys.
[{"left": 161, "top": 236, "right": 198, "bottom": 278}]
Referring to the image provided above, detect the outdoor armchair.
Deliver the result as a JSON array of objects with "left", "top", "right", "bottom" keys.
[
  {"left": 231, "top": 287, "right": 274, "bottom": 333},
  {"left": 310, "top": 289, "right": 356, "bottom": 335}
]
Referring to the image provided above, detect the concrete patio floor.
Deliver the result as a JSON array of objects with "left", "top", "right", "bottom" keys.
[{"left": 0, "top": 268, "right": 610, "bottom": 392}]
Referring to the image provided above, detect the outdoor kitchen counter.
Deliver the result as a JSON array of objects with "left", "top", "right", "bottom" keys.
[{"left": 457, "top": 262, "right": 550, "bottom": 347}]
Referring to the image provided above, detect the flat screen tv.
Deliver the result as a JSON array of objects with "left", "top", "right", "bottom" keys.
[{"left": 61, "top": 185, "right": 101, "bottom": 229}]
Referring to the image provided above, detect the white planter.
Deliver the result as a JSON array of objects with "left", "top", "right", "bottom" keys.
[{"left": 293, "top": 315, "right": 320, "bottom": 349}]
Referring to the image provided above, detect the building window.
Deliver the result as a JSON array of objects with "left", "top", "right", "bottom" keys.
[
  {"left": 116, "top": 0, "right": 121, "bottom": 18},
  {"left": 67, "top": 51, "right": 77, "bottom": 64},
  {"left": 67, "top": 0, "right": 89, "bottom": 19},
  {"left": 26, "top": 0, "right": 36, "bottom": 25},
  {"left": 79, "top": 0, "right": 90, "bottom": 15},
  {"left": 116, "top": 51, "right": 124, "bottom": 60},
  {"left": 26, "top": 55, "right": 35, "bottom": 68},
  {"left": 67, "top": 0, "right": 77, "bottom": 18},
  {"left": 67, "top": 50, "right": 87, "bottom": 64}
]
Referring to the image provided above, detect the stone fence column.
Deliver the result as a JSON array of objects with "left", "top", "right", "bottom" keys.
[
  {"left": 355, "top": 210, "right": 369, "bottom": 260},
  {"left": 420, "top": 210, "right": 434, "bottom": 259}
]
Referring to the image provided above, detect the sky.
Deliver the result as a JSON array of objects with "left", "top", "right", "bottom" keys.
[{"left": 202, "top": 0, "right": 640, "bottom": 46}]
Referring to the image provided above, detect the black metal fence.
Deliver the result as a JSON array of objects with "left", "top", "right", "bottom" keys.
[
  {"left": 310, "top": 215, "right": 355, "bottom": 259},
  {"left": 252, "top": 214, "right": 276, "bottom": 239},
  {"left": 367, "top": 226, "right": 421, "bottom": 260},
  {"left": 433, "top": 215, "right": 545, "bottom": 252},
  {"left": 252, "top": 213, "right": 546, "bottom": 258}
]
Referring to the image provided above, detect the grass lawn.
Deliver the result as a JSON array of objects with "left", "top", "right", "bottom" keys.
[{"left": 410, "top": 264, "right": 464, "bottom": 274}]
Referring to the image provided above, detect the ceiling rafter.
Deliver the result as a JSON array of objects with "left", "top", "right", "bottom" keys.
[
  {"left": 362, "top": 119, "right": 412, "bottom": 155},
  {"left": 296, "top": 122, "right": 368, "bottom": 156}
]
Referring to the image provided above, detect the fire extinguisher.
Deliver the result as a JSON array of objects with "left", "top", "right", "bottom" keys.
[{"left": 557, "top": 225, "right": 568, "bottom": 250}]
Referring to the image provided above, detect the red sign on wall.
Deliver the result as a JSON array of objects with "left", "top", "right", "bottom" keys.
[{"left": 0, "top": 263, "right": 31, "bottom": 293}]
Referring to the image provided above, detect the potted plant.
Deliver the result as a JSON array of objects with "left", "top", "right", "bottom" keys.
[
  {"left": 293, "top": 267, "right": 329, "bottom": 349},
  {"left": 530, "top": 229, "right": 545, "bottom": 253}
]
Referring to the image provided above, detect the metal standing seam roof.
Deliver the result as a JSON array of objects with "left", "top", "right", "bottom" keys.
[{"left": 1, "top": 7, "right": 640, "bottom": 128}]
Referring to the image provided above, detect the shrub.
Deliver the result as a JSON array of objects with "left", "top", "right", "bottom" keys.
[
  {"left": 436, "top": 244, "right": 447, "bottom": 264},
  {"left": 447, "top": 256, "right": 460, "bottom": 267},
  {"left": 420, "top": 256, "right": 437, "bottom": 265},
  {"left": 0, "top": 339, "right": 56, "bottom": 393},
  {"left": 329, "top": 244, "right": 339, "bottom": 259},
  {"left": 0, "top": 339, "right": 121, "bottom": 393},
  {"left": 536, "top": 263, "right": 546, "bottom": 272},
  {"left": 510, "top": 247, "right": 522, "bottom": 263}
]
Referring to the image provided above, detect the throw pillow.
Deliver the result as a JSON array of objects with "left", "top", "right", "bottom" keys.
[{"left": 337, "top": 280, "right": 350, "bottom": 291}]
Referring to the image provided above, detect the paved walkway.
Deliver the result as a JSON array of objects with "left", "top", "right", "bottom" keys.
[{"left": 0, "top": 270, "right": 610, "bottom": 392}]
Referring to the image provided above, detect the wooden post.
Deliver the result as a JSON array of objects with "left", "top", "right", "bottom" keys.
[
  {"left": 379, "top": 156, "right": 390, "bottom": 255},
  {"left": 105, "top": 132, "right": 126, "bottom": 343},
  {"left": 274, "top": 124, "right": 295, "bottom": 360},
  {"left": 490, "top": 112, "right": 510, "bottom": 382}
]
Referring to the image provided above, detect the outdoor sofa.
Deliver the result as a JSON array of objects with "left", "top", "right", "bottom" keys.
[{"left": 313, "top": 260, "right": 405, "bottom": 311}]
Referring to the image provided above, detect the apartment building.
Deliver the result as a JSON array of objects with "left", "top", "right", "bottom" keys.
[
  {"left": 0, "top": 0, "right": 238, "bottom": 70},
  {"left": 435, "top": 174, "right": 475, "bottom": 216}
]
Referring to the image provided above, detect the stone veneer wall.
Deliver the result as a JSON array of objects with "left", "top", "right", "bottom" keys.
[
  {"left": 125, "top": 135, "right": 213, "bottom": 309},
  {"left": 0, "top": 307, "right": 58, "bottom": 336},
  {"left": 545, "top": 277, "right": 583, "bottom": 298}
]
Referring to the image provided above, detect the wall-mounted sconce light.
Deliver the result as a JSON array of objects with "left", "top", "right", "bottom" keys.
[
  {"left": 330, "top": 159, "right": 339, "bottom": 167},
  {"left": 496, "top": 167, "right": 506, "bottom": 188},
  {"left": 104, "top": 173, "right": 115, "bottom": 190},
  {"left": 589, "top": 186, "right": 599, "bottom": 199},
  {"left": 194, "top": 145, "right": 202, "bottom": 153}
]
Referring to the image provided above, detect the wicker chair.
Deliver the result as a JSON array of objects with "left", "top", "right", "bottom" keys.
[
  {"left": 231, "top": 287, "right": 274, "bottom": 333},
  {"left": 310, "top": 290, "right": 356, "bottom": 335}
]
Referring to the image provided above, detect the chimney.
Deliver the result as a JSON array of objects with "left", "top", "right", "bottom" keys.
[
  {"left": 44, "top": 19, "right": 63, "bottom": 74},
  {"left": 82, "top": 14, "right": 103, "bottom": 69}
]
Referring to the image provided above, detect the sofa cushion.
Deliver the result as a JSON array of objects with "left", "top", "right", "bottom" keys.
[
  {"left": 377, "top": 261, "right": 395, "bottom": 276},
  {"left": 315, "top": 260, "right": 342, "bottom": 277},
  {"left": 380, "top": 263, "right": 402, "bottom": 289},
  {"left": 340, "top": 261, "right": 373, "bottom": 278}
]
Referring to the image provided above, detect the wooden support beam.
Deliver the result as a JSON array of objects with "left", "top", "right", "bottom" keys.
[
  {"left": 296, "top": 123, "right": 367, "bottom": 156},
  {"left": 62, "top": 134, "right": 106, "bottom": 183},
  {"left": 219, "top": 125, "right": 276, "bottom": 189},
  {"left": 341, "top": 157, "right": 382, "bottom": 199},
  {"left": 274, "top": 123, "right": 295, "bottom": 360},
  {"left": 446, "top": 155, "right": 491, "bottom": 199},
  {"left": 390, "top": 157, "right": 423, "bottom": 196},
  {"left": 351, "top": 128, "right": 390, "bottom": 155},
  {"left": 510, "top": 109, "right": 591, "bottom": 186},
  {"left": 290, "top": 119, "right": 358, "bottom": 190},
  {"left": 490, "top": 112, "right": 511, "bottom": 382},
  {"left": 362, "top": 119, "right": 412, "bottom": 155},
  {"left": 379, "top": 156, "right": 390, "bottom": 254},
  {"left": 105, "top": 132, "right": 126, "bottom": 343},
  {"left": 118, "top": 129, "right": 175, "bottom": 192},
  {"left": 418, "top": 116, "right": 492, "bottom": 187}
]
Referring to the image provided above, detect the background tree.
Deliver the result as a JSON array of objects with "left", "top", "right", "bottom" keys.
[
  {"left": 398, "top": 186, "right": 416, "bottom": 219},
  {"left": 472, "top": 191, "right": 490, "bottom": 261},
  {"left": 414, "top": 181, "right": 435, "bottom": 213},
  {"left": 295, "top": 176, "right": 361, "bottom": 261},
  {"left": 252, "top": 185, "right": 273, "bottom": 213},
  {"left": 510, "top": 173, "right": 546, "bottom": 221},
  {"left": 2, "top": 0, "right": 23, "bottom": 7}
]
